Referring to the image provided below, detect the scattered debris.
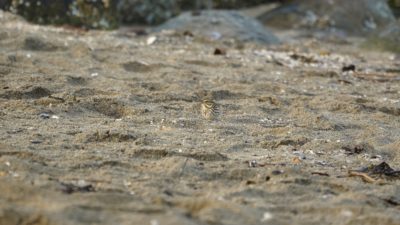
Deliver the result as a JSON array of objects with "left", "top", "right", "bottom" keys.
[
  {"left": 311, "top": 171, "right": 330, "bottom": 176},
  {"left": 245, "top": 180, "right": 257, "bottom": 185},
  {"left": 342, "top": 64, "right": 356, "bottom": 72},
  {"left": 122, "top": 61, "right": 153, "bottom": 73},
  {"left": 248, "top": 160, "right": 258, "bottom": 168},
  {"left": 348, "top": 171, "right": 377, "bottom": 183},
  {"left": 337, "top": 79, "right": 353, "bottom": 85},
  {"left": 183, "top": 30, "right": 194, "bottom": 37},
  {"left": 361, "top": 162, "right": 400, "bottom": 177},
  {"left": 292, "top": 156, "right": 302, "bottom": 164},
  {"left": 271, "top": 170, "right": 284, "bottom": 175},
  {"left": 383, "top": 197, "right": 400, "bottom": 206},
  {"left": 290, "top": 53, "right": 318, "bottom": 64},
  {"left": 49, "top": 95, "right": 66, "bottom": 102},
  {"left": 126, "top": 27, "right": 148, "bottom": 36},
  {"left": 30, "top": 140, "right": 42, "bottom": 144},
  {"left": 341, "top": 143, "right": 372, "bottom": 155},
  {"left": 39, "top": 113, "right": 50, "bottom": 119},
  {"left": 370, "top": 155, "right": 383, "bottom": 160},
  {"left": 348, "top": 162, "right": 400, "bottom": 183},
  {"left": 353, "top": 72, "right": 400, "bottom": 82},
  {"left": 59, "top": 182, "right": 95, "bottom": 194},
  {"left": 214, "top": 48, "right": 226, "bottom": 55},
  {"left": 82, "top": 130, "right": 137, "bottom": 143}
]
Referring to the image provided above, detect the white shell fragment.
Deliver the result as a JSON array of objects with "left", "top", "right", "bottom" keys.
[{"left": 146, "top": 36, "right": 157, "bottom": 45}]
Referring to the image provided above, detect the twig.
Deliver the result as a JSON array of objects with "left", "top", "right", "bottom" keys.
[
  {"left": 311, "top": 171, "right": 329, "bottom": 177},
  {"left": 348, "top": 171, "right": 376, "bottom": 183}
]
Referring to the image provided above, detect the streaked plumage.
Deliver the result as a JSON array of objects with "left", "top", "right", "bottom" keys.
[{"left": 201, "top": 99, "right": 218, "bottom": 120}]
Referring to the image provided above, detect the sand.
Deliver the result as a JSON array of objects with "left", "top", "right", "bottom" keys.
[{"left": 0, "top": 11, "right": 400, "bottom": 225}]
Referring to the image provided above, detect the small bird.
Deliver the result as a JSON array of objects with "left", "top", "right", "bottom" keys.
[{"left": 201, "top": 99, "right": 218, "bottom": 120}]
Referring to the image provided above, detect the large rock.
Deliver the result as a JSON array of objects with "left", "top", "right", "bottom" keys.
[
  {"left": 258, "top": 0, "right": 396, "bottom": 36},
  {"left": 117, "top": 0, "right": 277, "bottom": 25},
  {"left": 154, "top": 10, "right": 279, "bottom": 44}
]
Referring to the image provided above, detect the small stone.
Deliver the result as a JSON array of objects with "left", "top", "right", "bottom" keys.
[
  {"left": 39, "top": 113, "right": 50, "bottom": 119},
  {"left": 31, "top": 140, "right": 42, "bottom": 144},
  {"left": 248, "top": 160, "right": 258, "bottom": 167},
  {"left": 271, "top": 170, "right": 284, "bottom": 175},
  {"left": 146, "top": 36, "right": 157, "bottom": 45},
  {"left": 261, "top": 212, "right": 273, "bottom": 222}
]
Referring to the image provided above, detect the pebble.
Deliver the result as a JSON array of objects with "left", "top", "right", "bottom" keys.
[
  {"left": 150, "top": 219, "right": 159, "bottom": 225},
  {"left": 39, "top": 113, "right": 50, "bottom": 119},
  {"left": 248, "top": 160, "right": 258, "bottom": 167},
  {"left": 31, "top": 140, "right": 42, "bottom": 144},
  {"left": 261, "top": 212, "right": 273, "bottom": 222},
  {"left": 146, "top": 36, "right": 157, "bottom": 45}
]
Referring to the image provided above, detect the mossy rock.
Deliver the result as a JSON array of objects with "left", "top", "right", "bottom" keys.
[
  {"left": 4, "top": 0, "right": 118, "bottom": 29},
  {"left": 69, "top": 0, "right": 119, "bottom": 29},
  {"left": 8, "top": 0, "right": 69, "bottom": 25}
]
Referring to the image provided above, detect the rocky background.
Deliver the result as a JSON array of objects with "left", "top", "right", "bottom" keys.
[
  {"left": 0, "top": 1, "right": 400, "bottom": 225},
  {"left": 0, "top": 0, "right": 281, "bottom": 28},
  {"left": 1, "top": 0, "right": 397, "bottom": 27},
  {"left": 0, "top": 0, "right": 399, "bottom": 51}
]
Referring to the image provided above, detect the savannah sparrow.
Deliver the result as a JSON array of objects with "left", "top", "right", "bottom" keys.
[{"left": 201, "top": 99, "right": 218, "bottom": 120}]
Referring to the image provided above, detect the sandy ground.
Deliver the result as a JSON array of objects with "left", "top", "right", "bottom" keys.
[{"left": 1, "top": 11, "right": 400, "bottom": 225}]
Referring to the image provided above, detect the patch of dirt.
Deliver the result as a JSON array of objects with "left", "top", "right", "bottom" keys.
[{"left": 1, "top": 11, "right": 400, "bottom": 225}]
